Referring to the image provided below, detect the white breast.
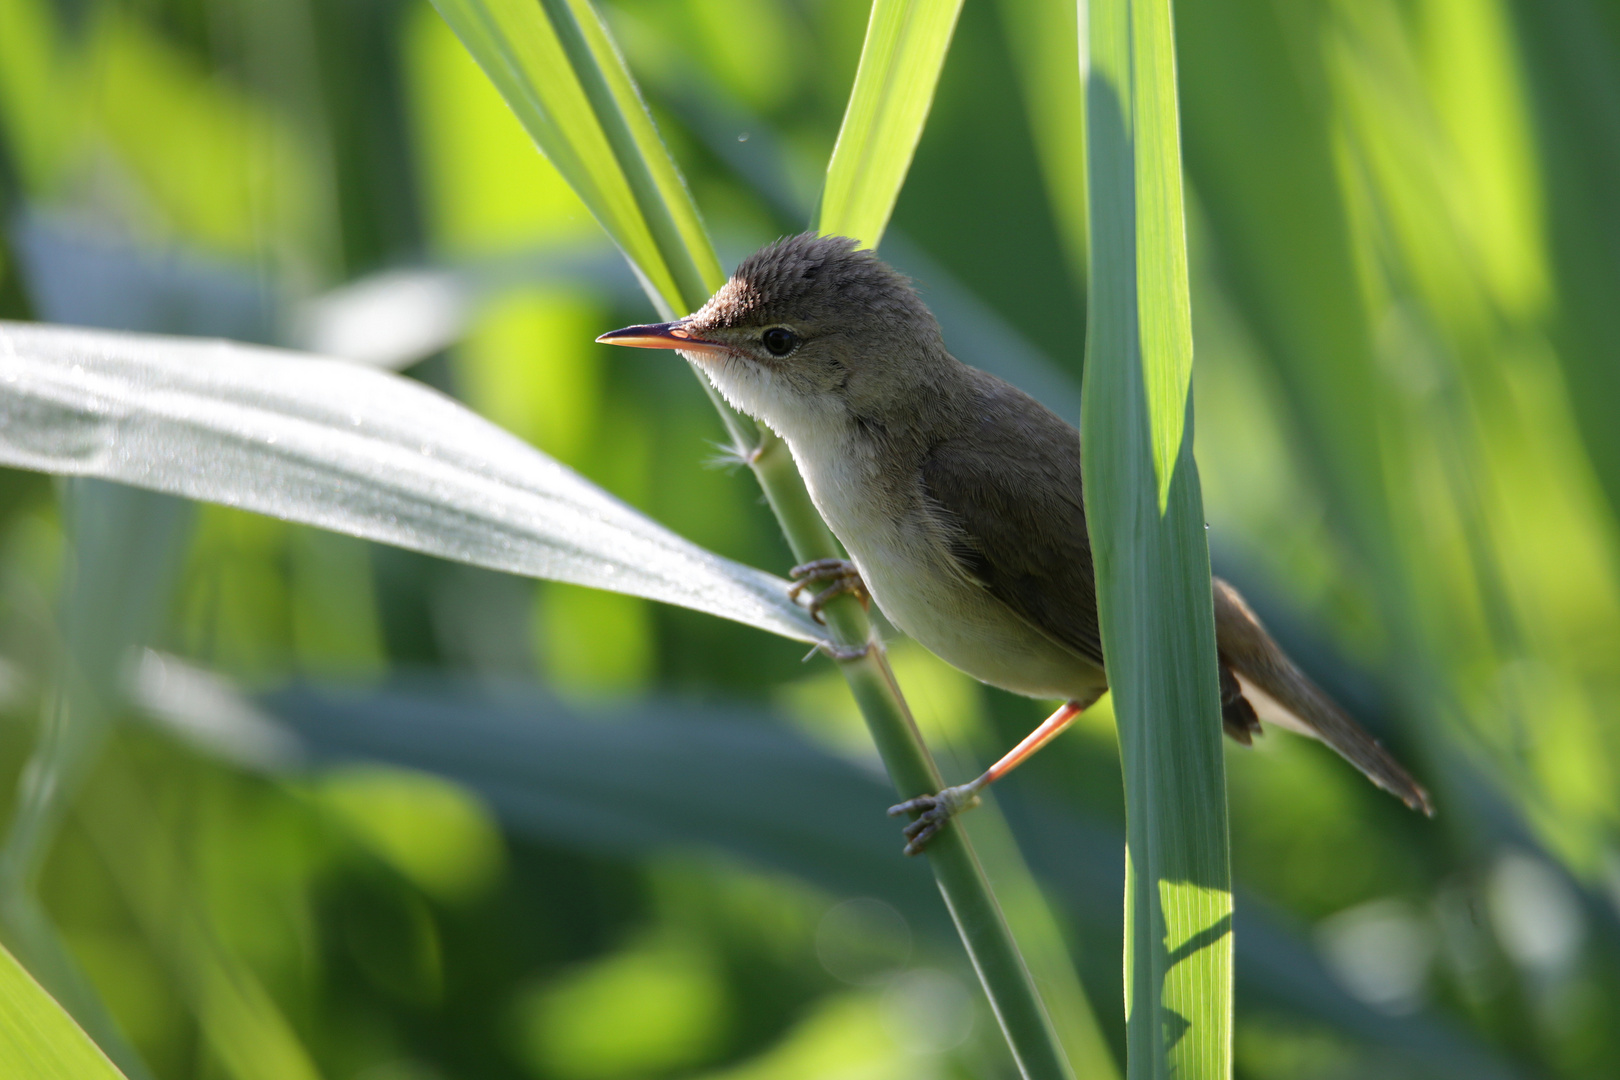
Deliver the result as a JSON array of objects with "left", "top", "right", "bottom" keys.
[{"left": 781, "top": 419, "right": 1105, "bottom": 704}]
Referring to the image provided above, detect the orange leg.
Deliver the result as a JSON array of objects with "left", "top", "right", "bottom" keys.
[
  {"left": 887, "top": 700, "right": 1086, "bottom": 855},
  {"left": 982, "top": 700, "right": 1084, "bottom": 784}
]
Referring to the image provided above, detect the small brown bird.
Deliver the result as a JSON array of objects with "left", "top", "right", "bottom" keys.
[{"left": 600, "top": 233, "right": 1432, "bottom": 853}]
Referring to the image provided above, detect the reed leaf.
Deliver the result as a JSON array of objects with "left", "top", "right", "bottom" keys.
[
  {"left": 819, "top": 0, "right": 966, "bottom": 248},
  {"left": 428, "top": 0, "right": 722, "bottom": 315},
  {"left": 0, "top": 939, "right": 128, "bottom": 1080},
  {"left": 0, "top": 321, "right": 817, "bottom": 644},
  {"left": 1085, "top": 0, "right": 1233, "bottom": 1077}
]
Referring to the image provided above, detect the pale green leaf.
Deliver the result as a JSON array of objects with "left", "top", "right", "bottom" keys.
[
  {"left": 818, "top": 0, "right": 966, "bottom": 248},
  {"left": 428, "top": 0, "right": 723, "bottom": 315},
  {"left": 0, "top": 940, "right": 127, "bottom": 1080},
  {"left": 0, "top": 321, "right": 817, "bottom": 643},
  {"left": 1130, "top": 0, "right": 1194, "bottom": 513}
]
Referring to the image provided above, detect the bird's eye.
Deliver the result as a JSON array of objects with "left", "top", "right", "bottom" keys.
[{"left": 761, "top": 327, "right": 799, "bottom": 357}]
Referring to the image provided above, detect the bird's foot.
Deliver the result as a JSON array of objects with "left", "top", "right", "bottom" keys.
[
  {"left": 789, "top": 559, "right": 870, "bottom": 624},
  {"left": 887, "top": 780, "right": 985, "bottom": 857}
]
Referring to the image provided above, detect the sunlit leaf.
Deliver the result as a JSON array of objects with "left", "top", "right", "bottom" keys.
[
  {"left": 428, "top": 0, "right": 723, "bottom": 314},
  {"left": 1085, "top": 0, "right": 1231, "bottom": 1077},
  {"left": 0, "top": 939, "right": 128, "bottom": 1080},
  {"left": 818, "top": 0, "right": 966, "bottom": 249},
  {"left": 1010, "top": 807, "right": 1535, "bottom": 1080},
  {"left": 0, "top": 321, "right": 817, "bottom": 643}
]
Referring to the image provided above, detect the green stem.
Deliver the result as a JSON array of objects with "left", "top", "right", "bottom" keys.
[
  {"left": 750, "top": 423, "right": 1073, "bottom": 1080},
  {"left": 849, "top": 654, "right": 1074, "bottom": 1080}
]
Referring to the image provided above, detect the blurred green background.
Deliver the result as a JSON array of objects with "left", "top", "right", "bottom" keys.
[{"left": 2, "top": 0, "right": 1619, "bottom": 1077}]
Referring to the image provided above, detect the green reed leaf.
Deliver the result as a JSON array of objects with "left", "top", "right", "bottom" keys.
[
  {"left": 0, "top": 939, "right": 128, "bottom": 1080},
  {"left": 1084, "top": 0, "right": 1233, "bottom": 1077},
  {"left": 0, "top": 321, "right": 817, "bottom": 643},
  {"left": 429, "top": 0, "right": 723, "bottom": 315},
  {"left": 818, "top": 0, "right": 966, "bottom": 248}
]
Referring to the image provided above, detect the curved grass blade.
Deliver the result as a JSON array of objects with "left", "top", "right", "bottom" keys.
[
  {"left": 428, "top": 0, "right": 722, "bottom": 315},
  {"left": 0, "top": 321, "right": 817, "bottom": 643},
  {"left": 818, "top": 0, "right": 967, "bottom": 249},
  {"left": 0, "top": 939, "right": 128, "bottom": 1080},
  {"left": 1085, "top": 0, "right": 1232, "bottom": 1077},
  {"left": 427, "top": 0, "right": 751, "bottom": 447},
  {"left": 133, "top": 656, "right": 948, "bottom": 937}
]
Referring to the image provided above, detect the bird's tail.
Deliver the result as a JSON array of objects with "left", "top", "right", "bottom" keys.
[{"left": 1212, "top": 578, "right": 1434, "bottom": 816}]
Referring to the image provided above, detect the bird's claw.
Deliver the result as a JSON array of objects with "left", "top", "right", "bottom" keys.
[
  {"left": 789, "top": 559, "right": 870, "bottom": 624},
  {"left": 886, "top": 783, "right": 983, "bottom": 856}
]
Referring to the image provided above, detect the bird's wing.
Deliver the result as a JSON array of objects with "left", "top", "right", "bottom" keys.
[{"left": 918, "top": 380, "right": 1105, "bottom": 669}]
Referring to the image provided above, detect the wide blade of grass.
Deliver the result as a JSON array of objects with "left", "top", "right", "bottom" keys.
[
  {"left": 137, "top": 657, "right": 948, "bottom": 934},
  {"left": 0, "top": 321, "right": 817, "bottom": 644},
  {"left": 428, "top": 0, "right": 722, "bottom": 314},
  {"left": 818, "top": 0, "right": 966, "bottom": 248},
  {"left": 430, "top": 0, "right": 758, "bottom": 456},
  {"left": 0, "top": 939, "right": 128, "bottom": 1080},
  {"left": 1085, "top": 1, "right": 1232, "bottom": 1077}
]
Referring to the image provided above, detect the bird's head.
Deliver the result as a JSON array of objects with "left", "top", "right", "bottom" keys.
[{"left": 597, "top": 233, "right": 949, "bottom": 438}]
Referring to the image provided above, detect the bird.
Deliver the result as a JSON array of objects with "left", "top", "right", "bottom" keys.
[{"left": 598, "top": 232, "right": 1432, "bottom": 854}]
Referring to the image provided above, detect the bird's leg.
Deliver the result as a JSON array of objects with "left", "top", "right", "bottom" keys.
[
  {"left": 887, "top": 700, "right": 1085, "bottom": 856},
  {"left": 788, "top": 558, "right": 870, "bottom": 624}
]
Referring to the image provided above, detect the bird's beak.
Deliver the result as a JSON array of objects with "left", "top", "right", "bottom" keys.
[{"left": 595, "top": 320, "right": 728, "bottom": 356}]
